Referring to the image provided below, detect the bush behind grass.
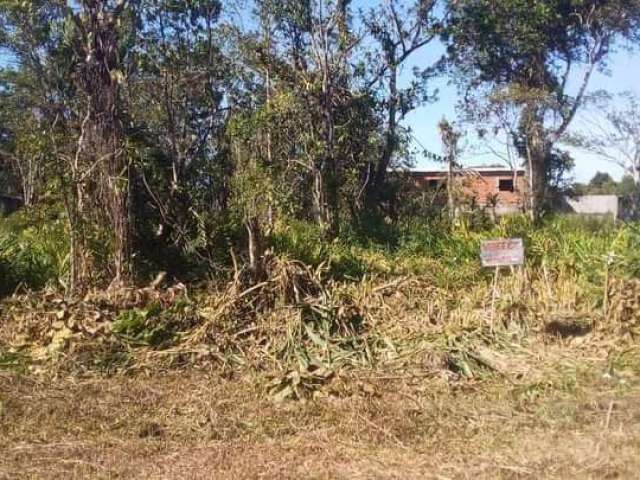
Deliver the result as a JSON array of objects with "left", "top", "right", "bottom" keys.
[
  {"left": 1, "top": 205, "right": 639, "bottom": 298},
  {"left": 269, "top": 214, "right": 640, "bottom": 292},
  {"left": 0, "top": 206, "right": 69, "bottom": 296}
]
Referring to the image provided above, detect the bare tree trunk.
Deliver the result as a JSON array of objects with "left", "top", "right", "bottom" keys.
[
  {"left": 68, "top": 212, "right": 91, "bottom": 295},
  {"left": 66, "top": 180, "right": 93, "bottom": 295},
  {"left": 67, "top": 209, "right": 88, "bottom": 294},
  {"left": 312, "top": 164, "right": 328, "bottom": 230},
  {"left": 110, "top": 159, "right": 132, "bottom": 285},
  {"left": 632, "top": 163, "right": 640, "bottom": 219},
  {"left": 15, "top": 155, "right": 40, "bottom": 207},
  {"left": 265, "top": 34, "right": 275, "bottom": 234},
  {"left": 527, "top": 127, "right": 548, "bottom": 222},
  {"left": 439, "top": 119, "right": 460, "bottom": 222},
  {"left": 64, "top": 110, "right": 93, "bottom": 295},
  {"left": 520, "top": 102, "right": 548, "bottom": 222},
  {"left": 309, "top": 0, "right": 348, "bottom": 238},
  {"left": 246, "top": 216, "right": 263, "bottom": 282},
  {"left": 321, "top": 73, "right": 339, "bottom": 237},
  {"left": 367, "top": 59, "right": 397, "bottom": 211}
]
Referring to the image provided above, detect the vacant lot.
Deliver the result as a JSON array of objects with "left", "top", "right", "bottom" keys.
[{"left": 2, "top": 335, "right": 639, "bottom": 479}]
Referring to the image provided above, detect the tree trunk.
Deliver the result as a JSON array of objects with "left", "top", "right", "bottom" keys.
[
  {"left": 370, "top": 61, "right": 397, "bottom": 211},
  {"left": 246, "top": 216, "right": 263, "bottom": 283},
  {"left": 631, "top": 162, "right": 640, "bottom": 219},
  {"left": 65, "top": 109, "right": 93, "bottom": 295},
  {"left": 439, "top": 119, "right": 460, "bottom": 222},
  {"left": 447, "top": 153, "right": 456, "bottom": 221},
  {"left": 319, "top": 53, "right": 339, "bottom": 237},
  {"left": 77, "top": 1, "right": 132, "bottom": 286},
  {"left": 68, "top": 218, "right": 85, "bottom": 294},
  {"left": 312, "top": 164, "right": 334, "bottom": 234},
  {"left": 66, "top": 180, "right": 92, "bottom": 295},
  {"left": 110, "top": 162, "right": 132, "bottom": 285},
  {"left": 527, "top": 139, "right": 548, "bottom": 221},
  {"left": 521, "top": 105, "right": 548, "bottom": 222}
]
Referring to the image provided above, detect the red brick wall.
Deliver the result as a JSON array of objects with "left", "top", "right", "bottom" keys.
[
  {"left": 462, "top": 173, "right": 526, "bottom": 207},
  {"left": 411, "top": 171, "right": 526, "bottom": 210}
]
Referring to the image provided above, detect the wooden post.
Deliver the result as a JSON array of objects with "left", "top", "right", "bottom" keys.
[
  {"left": 602, "top": 253, "right": 612, "bottom": 324},
  {"left": 490, "top": 266, "right": 500, "bottom": 332}
]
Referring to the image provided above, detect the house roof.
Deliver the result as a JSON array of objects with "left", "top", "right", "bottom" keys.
[{"left": 410, "top": 166, "right": 526, "bottom": 176}]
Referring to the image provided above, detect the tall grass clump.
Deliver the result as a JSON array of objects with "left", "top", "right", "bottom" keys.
[
  {"left": 378, "top": 214, "right": 639, "bottom": 290},
  {"left": 268, "top": 214, "right": 640, "bottom": 292},
  {"left": 498, "top": 215, "right": 639, "bottom": 281},
  {"left": 269, "top": 220, "right": 369, "bottom": 279}
]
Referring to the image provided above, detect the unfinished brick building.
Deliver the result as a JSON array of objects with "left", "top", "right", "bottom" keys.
[{"left": 410, "top": 167, "right": 527, "bottom": 215}]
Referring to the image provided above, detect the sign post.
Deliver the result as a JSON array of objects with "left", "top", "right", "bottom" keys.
[{"left": 480, "top": 239, "right": 525, "bottom": 330}]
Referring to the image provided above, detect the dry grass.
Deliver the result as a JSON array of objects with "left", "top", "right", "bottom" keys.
[
  {"left": 1, "top": 264, "right": 640, "bottom": 478},
  {"left": 1, "top": 337, "right": 639, "bottom": 479}
]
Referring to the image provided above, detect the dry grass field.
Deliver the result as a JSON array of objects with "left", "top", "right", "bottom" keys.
[{"left": 2, "top": 333, "right": 639, "bottom": 479}]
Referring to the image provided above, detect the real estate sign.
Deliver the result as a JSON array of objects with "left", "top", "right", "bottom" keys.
[{"left": 480, "top": 238, "right": 524, "bottom": 267}]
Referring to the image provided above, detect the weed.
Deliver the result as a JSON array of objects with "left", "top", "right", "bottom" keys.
[
  {"left": 113, "top": 300, "right": 195, "bottom": 348},
  {"left": 0, "top": 346, "right": 30, "bottom": 373}
]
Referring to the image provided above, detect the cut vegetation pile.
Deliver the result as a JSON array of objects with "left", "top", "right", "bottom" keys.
[{"left": 1, "top": 228, "right": 638, "bottom": 392}]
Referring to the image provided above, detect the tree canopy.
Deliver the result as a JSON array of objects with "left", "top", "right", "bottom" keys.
[{"left": 446, "top": 0, "right": 640, "bottom": 218}]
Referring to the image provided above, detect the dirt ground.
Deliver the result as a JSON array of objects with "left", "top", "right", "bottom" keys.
[{"left": 2, "top": 338, "right": 639, "bottom": 479}]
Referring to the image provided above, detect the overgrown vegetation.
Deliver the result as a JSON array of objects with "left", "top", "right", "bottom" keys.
[
  {"left": 1, "top": 1, "right": 639, "bottom": 294},
  {"left": 3, "top": 213, "right": 640, "bottom": 476},
  {"left": 0, "top": 206, "right": 68, "bottom": 295},
  {"left": 2, "top": 213, "right": 639, "bottom": 382}
]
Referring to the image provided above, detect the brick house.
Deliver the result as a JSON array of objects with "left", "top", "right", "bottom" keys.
[{"left": 410, "top": 167, "right": 527, "bottom": 215}]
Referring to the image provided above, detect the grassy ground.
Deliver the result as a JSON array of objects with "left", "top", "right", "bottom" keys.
[{"left": 2, "top": 334, "right": 639, "bottom": 479}]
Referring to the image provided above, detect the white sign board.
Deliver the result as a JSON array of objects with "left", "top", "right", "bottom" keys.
[{"left": 480, "top": 238, "right": 524, "bottom": 267}]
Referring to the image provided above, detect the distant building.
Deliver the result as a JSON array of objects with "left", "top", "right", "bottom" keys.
[
  {"left": 561, "top": 195, "right": 620, "bottom": 219},
  {"left": 410, "top": 167, "right": 527, "bottom": 216}
]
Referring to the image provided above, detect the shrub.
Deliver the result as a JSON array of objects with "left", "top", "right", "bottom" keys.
[
  {"left": 269, "top": 220, "right": 368, "bottom": 279},
  {"left": 0, "top": 206, "right": 68, "bottom": 295}
]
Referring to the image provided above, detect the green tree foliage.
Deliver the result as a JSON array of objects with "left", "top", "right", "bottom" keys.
[
  {"left": 3, "top": 0, "right": 408, "bottom": 289},
  {"left": 573, "top": 172, "right": 639, "bottom": 216},
  {"left": 446, "top": 0, "right": 640, "bottom": 219},
  {"left": 590, "top": 172, "right": 616, "bottom": 190},
  {"left": 240, "top": 0, "right": 385, "bottom": 236},
  {"left": 361, "top": 0, "right": 442, "bottom": 212},
  {"left": 0, "top": 2, "right": 72, "bottom": 205},
  {"left": 127, "top": 0, "right": 231, "bottom": 274}
]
